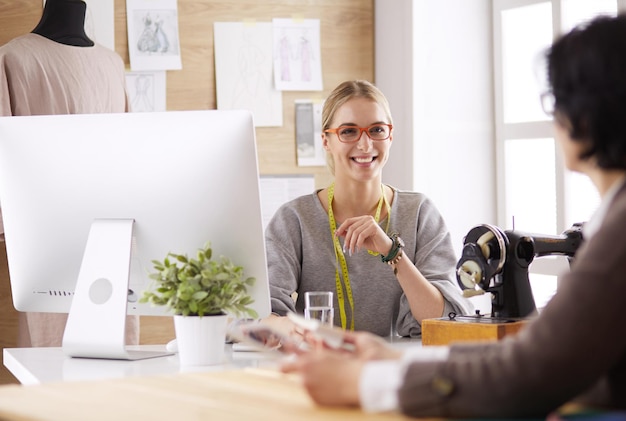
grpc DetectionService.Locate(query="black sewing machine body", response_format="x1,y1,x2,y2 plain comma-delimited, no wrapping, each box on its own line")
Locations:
456,223,584,318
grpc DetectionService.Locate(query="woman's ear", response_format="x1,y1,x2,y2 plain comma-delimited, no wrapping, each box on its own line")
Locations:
322,133,330,150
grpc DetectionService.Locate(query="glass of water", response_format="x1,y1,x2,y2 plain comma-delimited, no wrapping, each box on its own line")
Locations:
304,291,334,326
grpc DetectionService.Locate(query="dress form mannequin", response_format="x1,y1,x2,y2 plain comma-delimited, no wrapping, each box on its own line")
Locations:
32,0,94,47
1,1,138,348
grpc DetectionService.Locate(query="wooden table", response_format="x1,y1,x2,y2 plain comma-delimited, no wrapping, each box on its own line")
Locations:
0,368,417,421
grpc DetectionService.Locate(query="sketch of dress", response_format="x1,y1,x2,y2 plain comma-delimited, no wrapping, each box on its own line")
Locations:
154,17,169,53
230,30,274,119
299,36,313,82
131,74,154,112
136,13,169,53
279,34,291,82
137,14,157,52
272,19,322,91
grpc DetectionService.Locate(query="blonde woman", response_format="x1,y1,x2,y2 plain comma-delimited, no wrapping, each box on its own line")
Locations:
265,80,472,337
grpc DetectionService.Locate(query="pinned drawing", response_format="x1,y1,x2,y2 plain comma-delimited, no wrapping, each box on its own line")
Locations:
125,71,167,112
137,13,170,53
273,18,323,91
259,175,315,230
295,99,325,166
126,0,182,71
214,22,283,127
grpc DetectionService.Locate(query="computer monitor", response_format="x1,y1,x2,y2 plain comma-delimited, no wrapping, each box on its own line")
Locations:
0,110,271,359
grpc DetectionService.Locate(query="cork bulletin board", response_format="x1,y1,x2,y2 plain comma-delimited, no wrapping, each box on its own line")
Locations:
0,0,375,187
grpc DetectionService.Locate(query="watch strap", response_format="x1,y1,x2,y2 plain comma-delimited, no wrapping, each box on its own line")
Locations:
381,233,404,264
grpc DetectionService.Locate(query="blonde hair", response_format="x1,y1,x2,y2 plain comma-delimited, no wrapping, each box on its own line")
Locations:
322,80,393,175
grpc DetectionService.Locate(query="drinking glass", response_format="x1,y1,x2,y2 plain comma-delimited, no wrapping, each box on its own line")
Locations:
304,291,334,326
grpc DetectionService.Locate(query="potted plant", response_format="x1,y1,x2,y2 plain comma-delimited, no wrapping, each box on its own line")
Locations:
140,242,257,365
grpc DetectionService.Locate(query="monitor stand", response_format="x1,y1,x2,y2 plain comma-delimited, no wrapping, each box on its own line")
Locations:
62,219,173,360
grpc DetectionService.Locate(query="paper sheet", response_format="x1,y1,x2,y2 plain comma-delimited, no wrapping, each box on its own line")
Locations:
259,175,315,230
214,22,283,127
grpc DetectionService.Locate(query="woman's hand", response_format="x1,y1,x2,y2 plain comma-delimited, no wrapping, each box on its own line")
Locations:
342,330,403,361
259,314,340,354
281,348,364,407
259,313,298,336
280,330,401,407
335,215,392,257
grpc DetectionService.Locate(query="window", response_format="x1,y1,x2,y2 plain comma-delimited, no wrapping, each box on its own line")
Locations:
493,0,621,309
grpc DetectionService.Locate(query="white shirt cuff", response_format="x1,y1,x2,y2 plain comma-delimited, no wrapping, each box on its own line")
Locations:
359,360,403,413
402,345,449,364
359,346,449,413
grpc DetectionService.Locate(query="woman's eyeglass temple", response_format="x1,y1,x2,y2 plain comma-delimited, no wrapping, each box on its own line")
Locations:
540,91,555,116
324,124,393,143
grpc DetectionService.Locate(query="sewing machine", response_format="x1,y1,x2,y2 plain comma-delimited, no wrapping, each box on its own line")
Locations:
421,223,583,344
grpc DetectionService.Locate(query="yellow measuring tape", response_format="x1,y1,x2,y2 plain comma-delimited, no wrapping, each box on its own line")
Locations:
327,183,391,330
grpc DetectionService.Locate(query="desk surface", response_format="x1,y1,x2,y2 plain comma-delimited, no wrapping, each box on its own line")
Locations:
3,344,282,385
0,368,415,421
4,338,419,386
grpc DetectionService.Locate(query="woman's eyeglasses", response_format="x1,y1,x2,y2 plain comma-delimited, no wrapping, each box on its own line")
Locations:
324,124,393,143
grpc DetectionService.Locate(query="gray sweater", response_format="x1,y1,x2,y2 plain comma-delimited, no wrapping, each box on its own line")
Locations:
265,188,473,337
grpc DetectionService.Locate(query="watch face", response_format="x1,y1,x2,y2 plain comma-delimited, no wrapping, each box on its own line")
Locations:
397,236,405,248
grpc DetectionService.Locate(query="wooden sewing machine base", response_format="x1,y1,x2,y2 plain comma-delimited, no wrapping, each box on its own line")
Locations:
421,316,528,346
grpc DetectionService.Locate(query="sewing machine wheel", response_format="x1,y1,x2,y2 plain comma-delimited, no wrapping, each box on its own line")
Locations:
456,224,507,291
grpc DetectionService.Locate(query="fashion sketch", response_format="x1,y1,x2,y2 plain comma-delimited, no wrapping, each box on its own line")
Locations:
136,13,171,54
272,18,322,91
214,22,282,127
125,71,166,112
126,0,182,71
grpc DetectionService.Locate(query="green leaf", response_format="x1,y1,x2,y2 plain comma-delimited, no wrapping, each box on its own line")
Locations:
140,241,256,318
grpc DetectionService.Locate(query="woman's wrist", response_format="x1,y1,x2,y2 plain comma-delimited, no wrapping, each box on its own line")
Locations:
381,236,394,256
381,233,404,264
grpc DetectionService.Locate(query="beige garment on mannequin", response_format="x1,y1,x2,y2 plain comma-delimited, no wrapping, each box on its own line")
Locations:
0,33,128,116
0,33,129,233
0,33,137,347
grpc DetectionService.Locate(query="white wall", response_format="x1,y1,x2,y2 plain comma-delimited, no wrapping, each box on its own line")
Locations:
376,0,496,255
375,0,414,192
376,0,496,312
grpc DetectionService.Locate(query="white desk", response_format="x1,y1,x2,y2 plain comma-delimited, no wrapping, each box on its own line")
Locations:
0,340,426,421
3,344,281,385
4,338,420,385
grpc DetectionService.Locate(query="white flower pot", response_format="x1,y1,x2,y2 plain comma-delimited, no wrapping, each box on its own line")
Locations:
173,314,228,366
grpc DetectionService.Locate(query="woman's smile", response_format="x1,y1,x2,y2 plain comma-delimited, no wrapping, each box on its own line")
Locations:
351,154,378,165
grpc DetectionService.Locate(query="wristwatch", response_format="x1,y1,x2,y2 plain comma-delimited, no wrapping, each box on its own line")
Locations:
381,233,404,265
